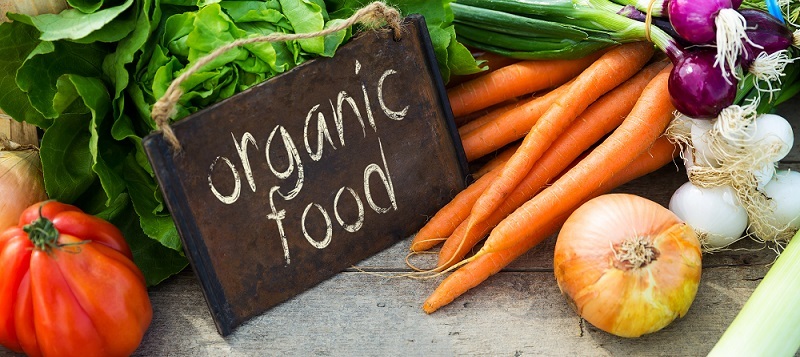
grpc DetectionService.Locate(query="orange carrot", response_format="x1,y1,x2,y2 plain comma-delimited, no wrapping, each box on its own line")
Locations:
422,136,678,314
460,82,572,161
453,98,518,128
461,42,655,254
437,60,668,267
472,141,521,180
476,63,674,257
458,97,535,137
447,52,603,118
409,163,505,252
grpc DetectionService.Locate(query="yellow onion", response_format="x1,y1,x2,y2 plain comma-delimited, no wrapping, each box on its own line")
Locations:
554,193,702,338
0,139,48,230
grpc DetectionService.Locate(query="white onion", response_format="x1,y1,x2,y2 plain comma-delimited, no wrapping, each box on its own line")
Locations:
690,118,721,167
752,162,777,190
760,170,800,233
669,181,748,249
748,114,794,162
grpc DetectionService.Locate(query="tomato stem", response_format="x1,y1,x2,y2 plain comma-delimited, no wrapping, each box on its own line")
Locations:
23,208,60,252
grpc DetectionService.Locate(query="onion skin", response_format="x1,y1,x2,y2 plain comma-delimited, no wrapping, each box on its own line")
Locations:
0,149,48,230
668,47,737,119
554,194,702,338
739,9,793,68
668,0,732,44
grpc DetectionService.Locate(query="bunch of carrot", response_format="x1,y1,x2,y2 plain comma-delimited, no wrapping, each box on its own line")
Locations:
411,42,682,313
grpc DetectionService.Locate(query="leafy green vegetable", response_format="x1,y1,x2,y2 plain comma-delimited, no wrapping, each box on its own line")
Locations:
10,0,136,42
39,109,95,204
325,0,484,82
0,0,481,286
68,0,113,14
279,0,327,54
0,22,48,127
15,40,109,120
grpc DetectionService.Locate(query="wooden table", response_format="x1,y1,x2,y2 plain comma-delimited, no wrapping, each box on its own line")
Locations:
129,166,781,356
3,110,799,357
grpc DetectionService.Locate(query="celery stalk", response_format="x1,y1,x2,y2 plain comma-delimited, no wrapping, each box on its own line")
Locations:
708,231,800,356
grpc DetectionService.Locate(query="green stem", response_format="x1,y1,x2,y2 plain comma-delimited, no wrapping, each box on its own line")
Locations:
23,205,60,252
708,231,800,356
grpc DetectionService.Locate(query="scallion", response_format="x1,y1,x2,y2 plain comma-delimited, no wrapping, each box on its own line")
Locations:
708,230,800,356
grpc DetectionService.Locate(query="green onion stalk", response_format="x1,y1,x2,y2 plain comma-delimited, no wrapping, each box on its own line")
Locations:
451,0,680,60
607,0,667,16
451,0,800,115
708,229,800,356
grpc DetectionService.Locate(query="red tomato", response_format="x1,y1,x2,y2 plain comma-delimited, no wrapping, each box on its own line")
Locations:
0,201,152,357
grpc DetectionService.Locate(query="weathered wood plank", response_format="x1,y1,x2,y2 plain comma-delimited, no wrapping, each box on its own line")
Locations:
4,159,789,357
127,262,768,356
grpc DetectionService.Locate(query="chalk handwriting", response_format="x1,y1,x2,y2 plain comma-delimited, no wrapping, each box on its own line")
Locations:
206,61,406,264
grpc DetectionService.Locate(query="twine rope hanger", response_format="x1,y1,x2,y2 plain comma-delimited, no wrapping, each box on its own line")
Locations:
150,1,403,151
644,0,658,43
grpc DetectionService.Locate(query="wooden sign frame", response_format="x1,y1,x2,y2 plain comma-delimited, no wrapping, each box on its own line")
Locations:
143,15,467,336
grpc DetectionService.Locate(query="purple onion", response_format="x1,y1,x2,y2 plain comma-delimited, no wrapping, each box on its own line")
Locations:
668,0,733,44
739,8,793,68
666,47,737,119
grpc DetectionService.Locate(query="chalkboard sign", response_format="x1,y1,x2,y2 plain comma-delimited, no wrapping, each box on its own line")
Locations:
143,15,467,336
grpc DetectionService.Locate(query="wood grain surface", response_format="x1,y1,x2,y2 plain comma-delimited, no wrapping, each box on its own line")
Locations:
2,82,799,357
119,164,789,357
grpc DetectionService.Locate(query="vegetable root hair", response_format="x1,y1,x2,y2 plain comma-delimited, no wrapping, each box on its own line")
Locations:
350,259,468,281
667,102,798,244
713,8,756,82
749,50,795,102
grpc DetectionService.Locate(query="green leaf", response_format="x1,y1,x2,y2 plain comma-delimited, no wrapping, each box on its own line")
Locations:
185,4,248,65
279,0,326,54
237,22,297,73
162,11,195,55
77,181,130,221
16,40,108,119
220,0,286,23
107,193,188,286
428,26,451,82
103,0,157,134
0,22,49,128
198,0,222,6
321,18,349,57
39,73,130,208
124,154,183,252
392,0,448,24
445,29,484,76
62,75,129,206
72,4,138,44
40,111,95,203
160,0,196,6
67,0,108,13
325,0,481,84
12,0,135,42
109,110,156,179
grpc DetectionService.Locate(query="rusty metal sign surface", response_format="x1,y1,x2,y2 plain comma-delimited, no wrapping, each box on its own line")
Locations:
143,15,467,336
